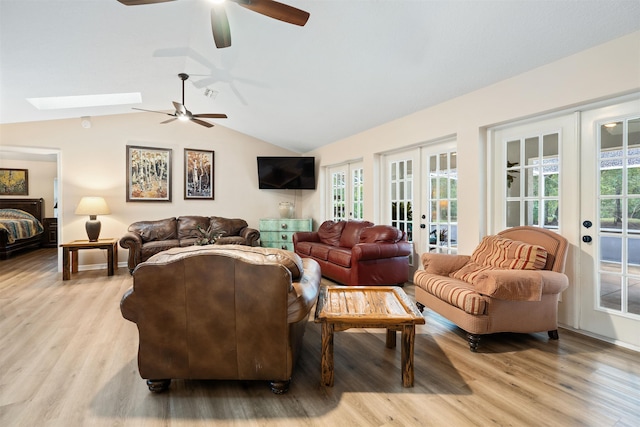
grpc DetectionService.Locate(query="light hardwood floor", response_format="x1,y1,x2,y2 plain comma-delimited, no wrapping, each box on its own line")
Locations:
1,248,639,427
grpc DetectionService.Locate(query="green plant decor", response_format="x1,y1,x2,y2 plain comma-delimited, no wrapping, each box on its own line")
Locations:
194,224,225,246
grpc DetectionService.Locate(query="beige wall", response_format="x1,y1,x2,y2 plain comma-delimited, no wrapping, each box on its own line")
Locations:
307,31,640,254
1,31,639,269
0,112,299,267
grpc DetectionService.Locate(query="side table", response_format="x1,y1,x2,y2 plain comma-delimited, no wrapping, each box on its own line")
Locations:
60,238,118,281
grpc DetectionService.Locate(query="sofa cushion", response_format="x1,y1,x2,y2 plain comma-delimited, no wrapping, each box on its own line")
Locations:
309,243,331,261
339,220,373,248
216,236,246,245
177,216,210,240
317,220,346,246
141,239,181,261
129,218,177,243
209,217,248,237
327,247,352,268
294,241,313,256
360,225,402,243
471,235,548,270
414,270,487,315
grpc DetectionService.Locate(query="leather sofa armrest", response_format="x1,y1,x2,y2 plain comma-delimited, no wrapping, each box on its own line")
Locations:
420,252,471,276
239,227,261,246
120,232,143,273
288,258,322,323
293,232,320,245
352,241,412,261
120,287,138,323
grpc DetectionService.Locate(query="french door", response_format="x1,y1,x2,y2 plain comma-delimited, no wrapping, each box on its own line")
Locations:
490,113,580,327
327,161,363,221
383,140,457,277
491,96,640,348
580,98,640,348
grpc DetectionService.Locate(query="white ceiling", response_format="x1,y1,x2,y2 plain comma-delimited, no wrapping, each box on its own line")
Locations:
1,0,639,153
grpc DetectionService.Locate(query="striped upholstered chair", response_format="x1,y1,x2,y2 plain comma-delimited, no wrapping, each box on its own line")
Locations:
413,226,569,351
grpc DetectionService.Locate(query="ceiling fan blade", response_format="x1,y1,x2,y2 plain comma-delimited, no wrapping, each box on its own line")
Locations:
160,118,178,124
193,113,228,119
211,5,232,49
117,0,175,5
132,107,174,116
232,0,310,26
191,118,214,128
172,101,187,116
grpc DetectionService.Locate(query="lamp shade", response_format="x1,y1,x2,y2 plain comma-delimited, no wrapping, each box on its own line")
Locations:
75,197,110,242
75,197,111,216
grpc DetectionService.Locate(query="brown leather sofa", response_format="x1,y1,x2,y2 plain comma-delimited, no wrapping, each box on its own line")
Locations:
293,220,411,286
120,244,321,394
119,216,260,272
413,226,569,352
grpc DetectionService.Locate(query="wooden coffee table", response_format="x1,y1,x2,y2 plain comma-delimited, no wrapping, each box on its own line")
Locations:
314,285,425,387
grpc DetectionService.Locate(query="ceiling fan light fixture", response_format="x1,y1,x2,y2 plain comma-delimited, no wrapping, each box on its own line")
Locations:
178,115,189,122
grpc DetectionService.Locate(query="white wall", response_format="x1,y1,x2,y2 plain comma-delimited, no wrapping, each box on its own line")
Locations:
306,31,640,254
0,157,57,218
0,112,299,266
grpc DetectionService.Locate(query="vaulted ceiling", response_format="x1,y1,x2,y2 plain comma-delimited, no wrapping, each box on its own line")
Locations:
1,0,639,153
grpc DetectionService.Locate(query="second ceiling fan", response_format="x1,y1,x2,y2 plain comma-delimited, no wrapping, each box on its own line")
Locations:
134,73,227,128
117,0,310,48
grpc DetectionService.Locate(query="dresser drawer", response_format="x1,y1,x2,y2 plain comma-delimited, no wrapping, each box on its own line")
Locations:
259,218,312,251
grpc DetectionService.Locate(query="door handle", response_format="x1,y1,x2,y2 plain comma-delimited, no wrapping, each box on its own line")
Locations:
583,220,593,228
582,235,592,243
420,224,426,229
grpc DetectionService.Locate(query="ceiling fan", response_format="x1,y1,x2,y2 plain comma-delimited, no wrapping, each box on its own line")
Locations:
117,0,310,49
133,73,227,128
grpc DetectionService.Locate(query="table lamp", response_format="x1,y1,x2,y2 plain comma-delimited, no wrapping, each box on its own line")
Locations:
75,196,111,242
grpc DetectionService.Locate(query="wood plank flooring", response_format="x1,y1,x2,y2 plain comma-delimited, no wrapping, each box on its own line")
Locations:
1,248,639,427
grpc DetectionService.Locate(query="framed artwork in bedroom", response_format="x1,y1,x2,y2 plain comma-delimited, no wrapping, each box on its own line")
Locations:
0,168,28,196
126,145,172,202
184,149,214,200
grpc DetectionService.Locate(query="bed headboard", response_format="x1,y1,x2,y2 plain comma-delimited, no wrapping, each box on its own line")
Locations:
0,198,45,222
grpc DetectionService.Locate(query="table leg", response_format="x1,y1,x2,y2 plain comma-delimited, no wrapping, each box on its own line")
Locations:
107,245,114,276
71,250,79,273
320,322,334,387
113,244,118,272
401,325,416,387
386,328,396,348
62,247,70,281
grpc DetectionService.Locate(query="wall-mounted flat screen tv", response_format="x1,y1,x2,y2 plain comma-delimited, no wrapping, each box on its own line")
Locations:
257,156,316,190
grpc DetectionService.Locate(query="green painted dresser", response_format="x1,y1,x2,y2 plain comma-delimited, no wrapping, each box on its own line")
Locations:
259,218,313,251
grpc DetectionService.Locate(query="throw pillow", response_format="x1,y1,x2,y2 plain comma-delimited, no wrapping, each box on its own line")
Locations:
471,235,547,270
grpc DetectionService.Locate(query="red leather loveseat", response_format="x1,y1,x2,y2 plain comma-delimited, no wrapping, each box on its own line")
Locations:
292,220,411,286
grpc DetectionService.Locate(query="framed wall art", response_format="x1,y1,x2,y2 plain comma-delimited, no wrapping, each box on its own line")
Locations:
0,168,28,196
184,149,214,200
126,145,172,202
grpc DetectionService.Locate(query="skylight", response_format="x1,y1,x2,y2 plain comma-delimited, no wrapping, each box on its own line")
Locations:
27,92,142,110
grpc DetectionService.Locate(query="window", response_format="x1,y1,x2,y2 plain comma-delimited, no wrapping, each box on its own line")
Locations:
390,159,413,241
505,133,560,229
427,151,457,253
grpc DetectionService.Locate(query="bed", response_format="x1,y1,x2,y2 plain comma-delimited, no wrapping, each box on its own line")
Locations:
0,198,45,259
